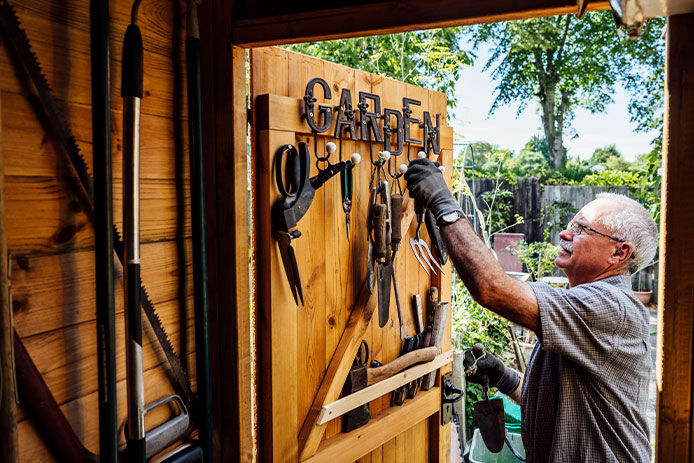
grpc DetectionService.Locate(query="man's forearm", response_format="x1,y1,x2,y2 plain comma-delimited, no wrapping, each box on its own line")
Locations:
440,217,539,331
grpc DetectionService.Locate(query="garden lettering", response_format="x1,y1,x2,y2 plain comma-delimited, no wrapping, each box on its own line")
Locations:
303,77,441,155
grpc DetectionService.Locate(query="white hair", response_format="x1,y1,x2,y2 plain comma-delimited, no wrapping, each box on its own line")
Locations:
592,192,658,274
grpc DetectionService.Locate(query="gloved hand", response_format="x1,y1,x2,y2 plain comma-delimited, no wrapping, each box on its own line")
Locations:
404,158,462,222
463,343,521,396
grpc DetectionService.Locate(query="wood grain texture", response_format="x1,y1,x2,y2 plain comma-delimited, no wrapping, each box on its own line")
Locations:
2,1,198,460
303,387,440,463
231,1,610,47
253,47,452,462
655,13,694,463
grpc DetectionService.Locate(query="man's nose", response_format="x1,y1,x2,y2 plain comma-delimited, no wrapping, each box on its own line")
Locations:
558,227,573,240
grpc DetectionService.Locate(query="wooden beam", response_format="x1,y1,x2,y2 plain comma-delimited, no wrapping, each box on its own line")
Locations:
304,387,440,463
231,0,610,47
656,13,694,463
316,350,453,425
0,86,18,463
200,0,252,461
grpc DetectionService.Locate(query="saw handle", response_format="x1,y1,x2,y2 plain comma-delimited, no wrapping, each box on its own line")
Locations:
367,346,438,386
373,204,387,259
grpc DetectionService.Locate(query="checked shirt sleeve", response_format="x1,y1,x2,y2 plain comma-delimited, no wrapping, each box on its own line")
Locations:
528,280,626,376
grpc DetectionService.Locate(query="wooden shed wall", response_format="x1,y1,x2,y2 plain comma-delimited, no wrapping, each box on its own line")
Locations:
0,1,197,460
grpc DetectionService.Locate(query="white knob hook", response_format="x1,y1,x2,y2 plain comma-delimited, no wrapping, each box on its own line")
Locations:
326,141,337,154
399,164,408,174
350,153,362,166
417,151,427,159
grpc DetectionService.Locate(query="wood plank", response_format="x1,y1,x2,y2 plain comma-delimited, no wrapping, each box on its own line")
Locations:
200,0,252,457
0,4,188,119
15,297,195,421
5,175,190,255
298,280,377,460
231,1,610,47
316,350,453,425
288,52,328,431
16,352,196,462
655,12,694,463
322,56,356,442
257,128,299,463
303,387,440,463
0,88,19,463
1,90,190,180
12,239,193,338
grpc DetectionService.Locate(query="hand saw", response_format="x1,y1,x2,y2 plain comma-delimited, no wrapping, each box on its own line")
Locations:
0,0,195,411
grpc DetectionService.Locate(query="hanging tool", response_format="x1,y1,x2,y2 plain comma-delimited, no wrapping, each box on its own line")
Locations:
0,0,194,412
274,142,356,306
366,150,393,327
390,164,407,339
89,0,118,460
185,0,212,459
122,4,146,459
409,152,445,275
466,344,506,453
344,340,438,431
335,97,360,242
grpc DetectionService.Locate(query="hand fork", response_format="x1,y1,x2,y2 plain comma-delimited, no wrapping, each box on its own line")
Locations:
409,199,444,275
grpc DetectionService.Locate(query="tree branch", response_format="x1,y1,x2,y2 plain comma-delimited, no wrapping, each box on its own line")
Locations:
555,15,572,65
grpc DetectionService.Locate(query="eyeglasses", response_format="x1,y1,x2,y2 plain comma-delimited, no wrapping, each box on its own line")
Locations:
568,221,625,242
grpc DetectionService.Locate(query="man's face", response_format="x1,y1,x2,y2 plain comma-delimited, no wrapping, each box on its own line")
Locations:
555,199,622,285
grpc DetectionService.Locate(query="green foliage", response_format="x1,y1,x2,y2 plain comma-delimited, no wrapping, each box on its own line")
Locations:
285,29,471,111
542,200,578,241
451,282,514,432
524,134,551,165
590,145,630,171
509,240,561,281
506,150,550,177
579,169,661,223
480,189,514,236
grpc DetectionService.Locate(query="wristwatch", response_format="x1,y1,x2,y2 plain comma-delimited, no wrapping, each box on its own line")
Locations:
438,210,464,227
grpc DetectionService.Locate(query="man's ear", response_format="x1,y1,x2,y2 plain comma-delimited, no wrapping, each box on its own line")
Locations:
609,242,633,266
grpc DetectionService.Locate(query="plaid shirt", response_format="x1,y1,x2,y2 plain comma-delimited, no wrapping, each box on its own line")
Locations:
522,275,651,462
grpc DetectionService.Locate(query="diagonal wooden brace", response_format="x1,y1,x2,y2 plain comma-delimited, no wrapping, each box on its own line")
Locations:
298,195,416,461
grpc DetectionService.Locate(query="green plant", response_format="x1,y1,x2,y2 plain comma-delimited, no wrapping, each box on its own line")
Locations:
542,200,577,241
451,282,516,434
509,240,561,281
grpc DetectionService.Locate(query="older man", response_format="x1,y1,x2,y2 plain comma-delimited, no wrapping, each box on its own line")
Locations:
405,158,658,462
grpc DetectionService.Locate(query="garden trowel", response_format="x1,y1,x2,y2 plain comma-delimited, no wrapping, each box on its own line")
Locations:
469,345,506,453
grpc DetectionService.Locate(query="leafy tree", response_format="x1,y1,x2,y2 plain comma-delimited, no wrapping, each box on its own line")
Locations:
468,12,665,170
524,134,551,164
590,145,630,170
285,29,470,110
507,150,549,177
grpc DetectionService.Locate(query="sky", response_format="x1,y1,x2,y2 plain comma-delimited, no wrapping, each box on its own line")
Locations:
451,47,659,162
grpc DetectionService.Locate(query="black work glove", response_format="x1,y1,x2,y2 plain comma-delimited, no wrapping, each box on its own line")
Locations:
463,343,521,396
404,158,462,222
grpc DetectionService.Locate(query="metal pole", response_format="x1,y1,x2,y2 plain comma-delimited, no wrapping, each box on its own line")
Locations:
122,16,146,463
89,1,118,461
186,1,212,459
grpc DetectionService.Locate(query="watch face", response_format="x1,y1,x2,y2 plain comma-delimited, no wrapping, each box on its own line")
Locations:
442,211,461,223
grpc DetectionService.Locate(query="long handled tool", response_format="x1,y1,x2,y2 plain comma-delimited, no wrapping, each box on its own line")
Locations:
89,1,118,461
186,0,212,459
122,5,146,460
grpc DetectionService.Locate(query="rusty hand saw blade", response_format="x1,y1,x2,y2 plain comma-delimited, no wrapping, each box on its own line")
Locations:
0,1,195,410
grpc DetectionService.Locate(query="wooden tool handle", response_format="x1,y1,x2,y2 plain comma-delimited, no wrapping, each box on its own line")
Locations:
373,203,387,259
366,346,438,386
421,302,450,390
426,287,439,327
390,194,403,245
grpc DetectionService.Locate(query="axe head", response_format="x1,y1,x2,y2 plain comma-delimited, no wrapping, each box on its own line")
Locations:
343,364,367,395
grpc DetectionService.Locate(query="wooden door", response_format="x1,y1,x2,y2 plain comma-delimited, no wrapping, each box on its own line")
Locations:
251,47,453,463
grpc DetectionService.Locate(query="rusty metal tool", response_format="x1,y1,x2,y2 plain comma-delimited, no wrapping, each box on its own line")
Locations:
366,150,393,327
408,152,444,275
390,188,406,340
345,340,438,430
467,344,506,453
274,142,353,305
